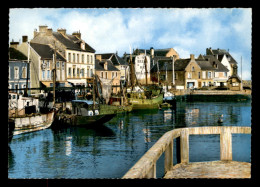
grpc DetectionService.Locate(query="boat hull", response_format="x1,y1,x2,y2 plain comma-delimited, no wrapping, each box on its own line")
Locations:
100,104,133,114
10,111,54,136
8,119,15,142
128,93,164,110
67,114,116,127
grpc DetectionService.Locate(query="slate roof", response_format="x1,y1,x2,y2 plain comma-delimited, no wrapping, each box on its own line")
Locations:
207,48,237,64
30,43,66,61
196,60,216,71
174,59,191,71
9,47,27,60
96,53,128,66
150,59,174,73
203,55,229,72
134,48,172,56
95,59,120,71
52,32,95,53
31,31,95,53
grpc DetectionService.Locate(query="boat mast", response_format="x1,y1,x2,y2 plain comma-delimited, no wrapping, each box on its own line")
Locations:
144,56,148,85
157,60,160,85
24,41,30,97
93,74,96,109
53,41,57,106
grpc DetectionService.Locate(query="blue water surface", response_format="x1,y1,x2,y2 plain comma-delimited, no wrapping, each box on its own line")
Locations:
8,101,251,178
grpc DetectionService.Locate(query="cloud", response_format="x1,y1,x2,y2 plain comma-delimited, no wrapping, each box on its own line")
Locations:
9,8,252,80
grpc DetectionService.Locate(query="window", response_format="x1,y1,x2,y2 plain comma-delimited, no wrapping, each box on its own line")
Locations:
105,72,108,79
68,53,71,62
73,54,75,62
87,55,89,63
90,69,93,77
77,54,79,63
188,72,192,79
47,70,50,80
202,71,206,79
214,72,218,78
208,72,212,79
14,67,19,79
112,72,114,78
73,68,75,77
22,67,27,78
87,69,90,77
198,72,200,79
57,61,60,68
82,54,84,63
175,73,178,80
77,68,80,77
91,56,93,63
81,69,85,77
101,72,103,78
47,60,50,68
62,62,65,70
68,68,71,76
224,72,227,77
192,66,195,71
42,70,45,79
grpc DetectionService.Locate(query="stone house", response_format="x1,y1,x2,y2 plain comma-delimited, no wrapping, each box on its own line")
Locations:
8,45,30,95
206,47,237,77
16,37,67,94
95,55,121,96
95,53,128,83
196,55,229,87
150,57,175,86
174,54,201,89
30,25,96,87
227,64,242,91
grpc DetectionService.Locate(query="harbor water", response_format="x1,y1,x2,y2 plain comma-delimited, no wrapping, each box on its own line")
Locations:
8,101,251,179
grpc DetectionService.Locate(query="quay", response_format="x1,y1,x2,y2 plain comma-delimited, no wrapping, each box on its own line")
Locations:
122,126,251,179
173,89,251,102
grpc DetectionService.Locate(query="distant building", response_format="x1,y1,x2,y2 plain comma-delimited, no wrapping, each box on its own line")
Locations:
16,37,67,94
206,47,237,77
95,55,121,100
197,54,229,87
95,53,128,83
174,54,201,89
8,44,30,95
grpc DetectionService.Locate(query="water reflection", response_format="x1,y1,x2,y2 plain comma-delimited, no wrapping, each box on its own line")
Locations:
8,101,251,178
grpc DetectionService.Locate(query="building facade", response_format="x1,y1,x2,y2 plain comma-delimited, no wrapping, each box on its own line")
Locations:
30,25,96,87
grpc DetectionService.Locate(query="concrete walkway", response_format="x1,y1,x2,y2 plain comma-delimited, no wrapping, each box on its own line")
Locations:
164,161,251,179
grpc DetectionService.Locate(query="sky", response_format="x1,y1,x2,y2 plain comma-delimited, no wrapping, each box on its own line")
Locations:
9,8,252,80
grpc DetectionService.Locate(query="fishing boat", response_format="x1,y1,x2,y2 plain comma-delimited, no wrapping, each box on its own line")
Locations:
126,50,163,110
8,41,56,137
8,119,15,142
57,100,116,126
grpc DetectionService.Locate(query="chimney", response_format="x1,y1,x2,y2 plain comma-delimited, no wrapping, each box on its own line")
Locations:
150,47,154,57
96,55,102,61
72,31,81,39
190,54,195,60
57,28,66,35
34,29,38,38
22,35,28,43
39,25,48,33
10,40,19,49
47,28,53,36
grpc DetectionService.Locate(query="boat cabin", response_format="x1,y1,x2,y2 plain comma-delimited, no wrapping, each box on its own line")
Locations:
71,100,99,116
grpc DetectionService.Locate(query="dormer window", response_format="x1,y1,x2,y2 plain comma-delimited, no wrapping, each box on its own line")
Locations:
81,42,85,50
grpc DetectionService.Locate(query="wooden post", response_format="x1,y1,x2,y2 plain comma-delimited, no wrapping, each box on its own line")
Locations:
164,140,173,174
180,128,189,164
146,164,156,178
220,127,232,161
